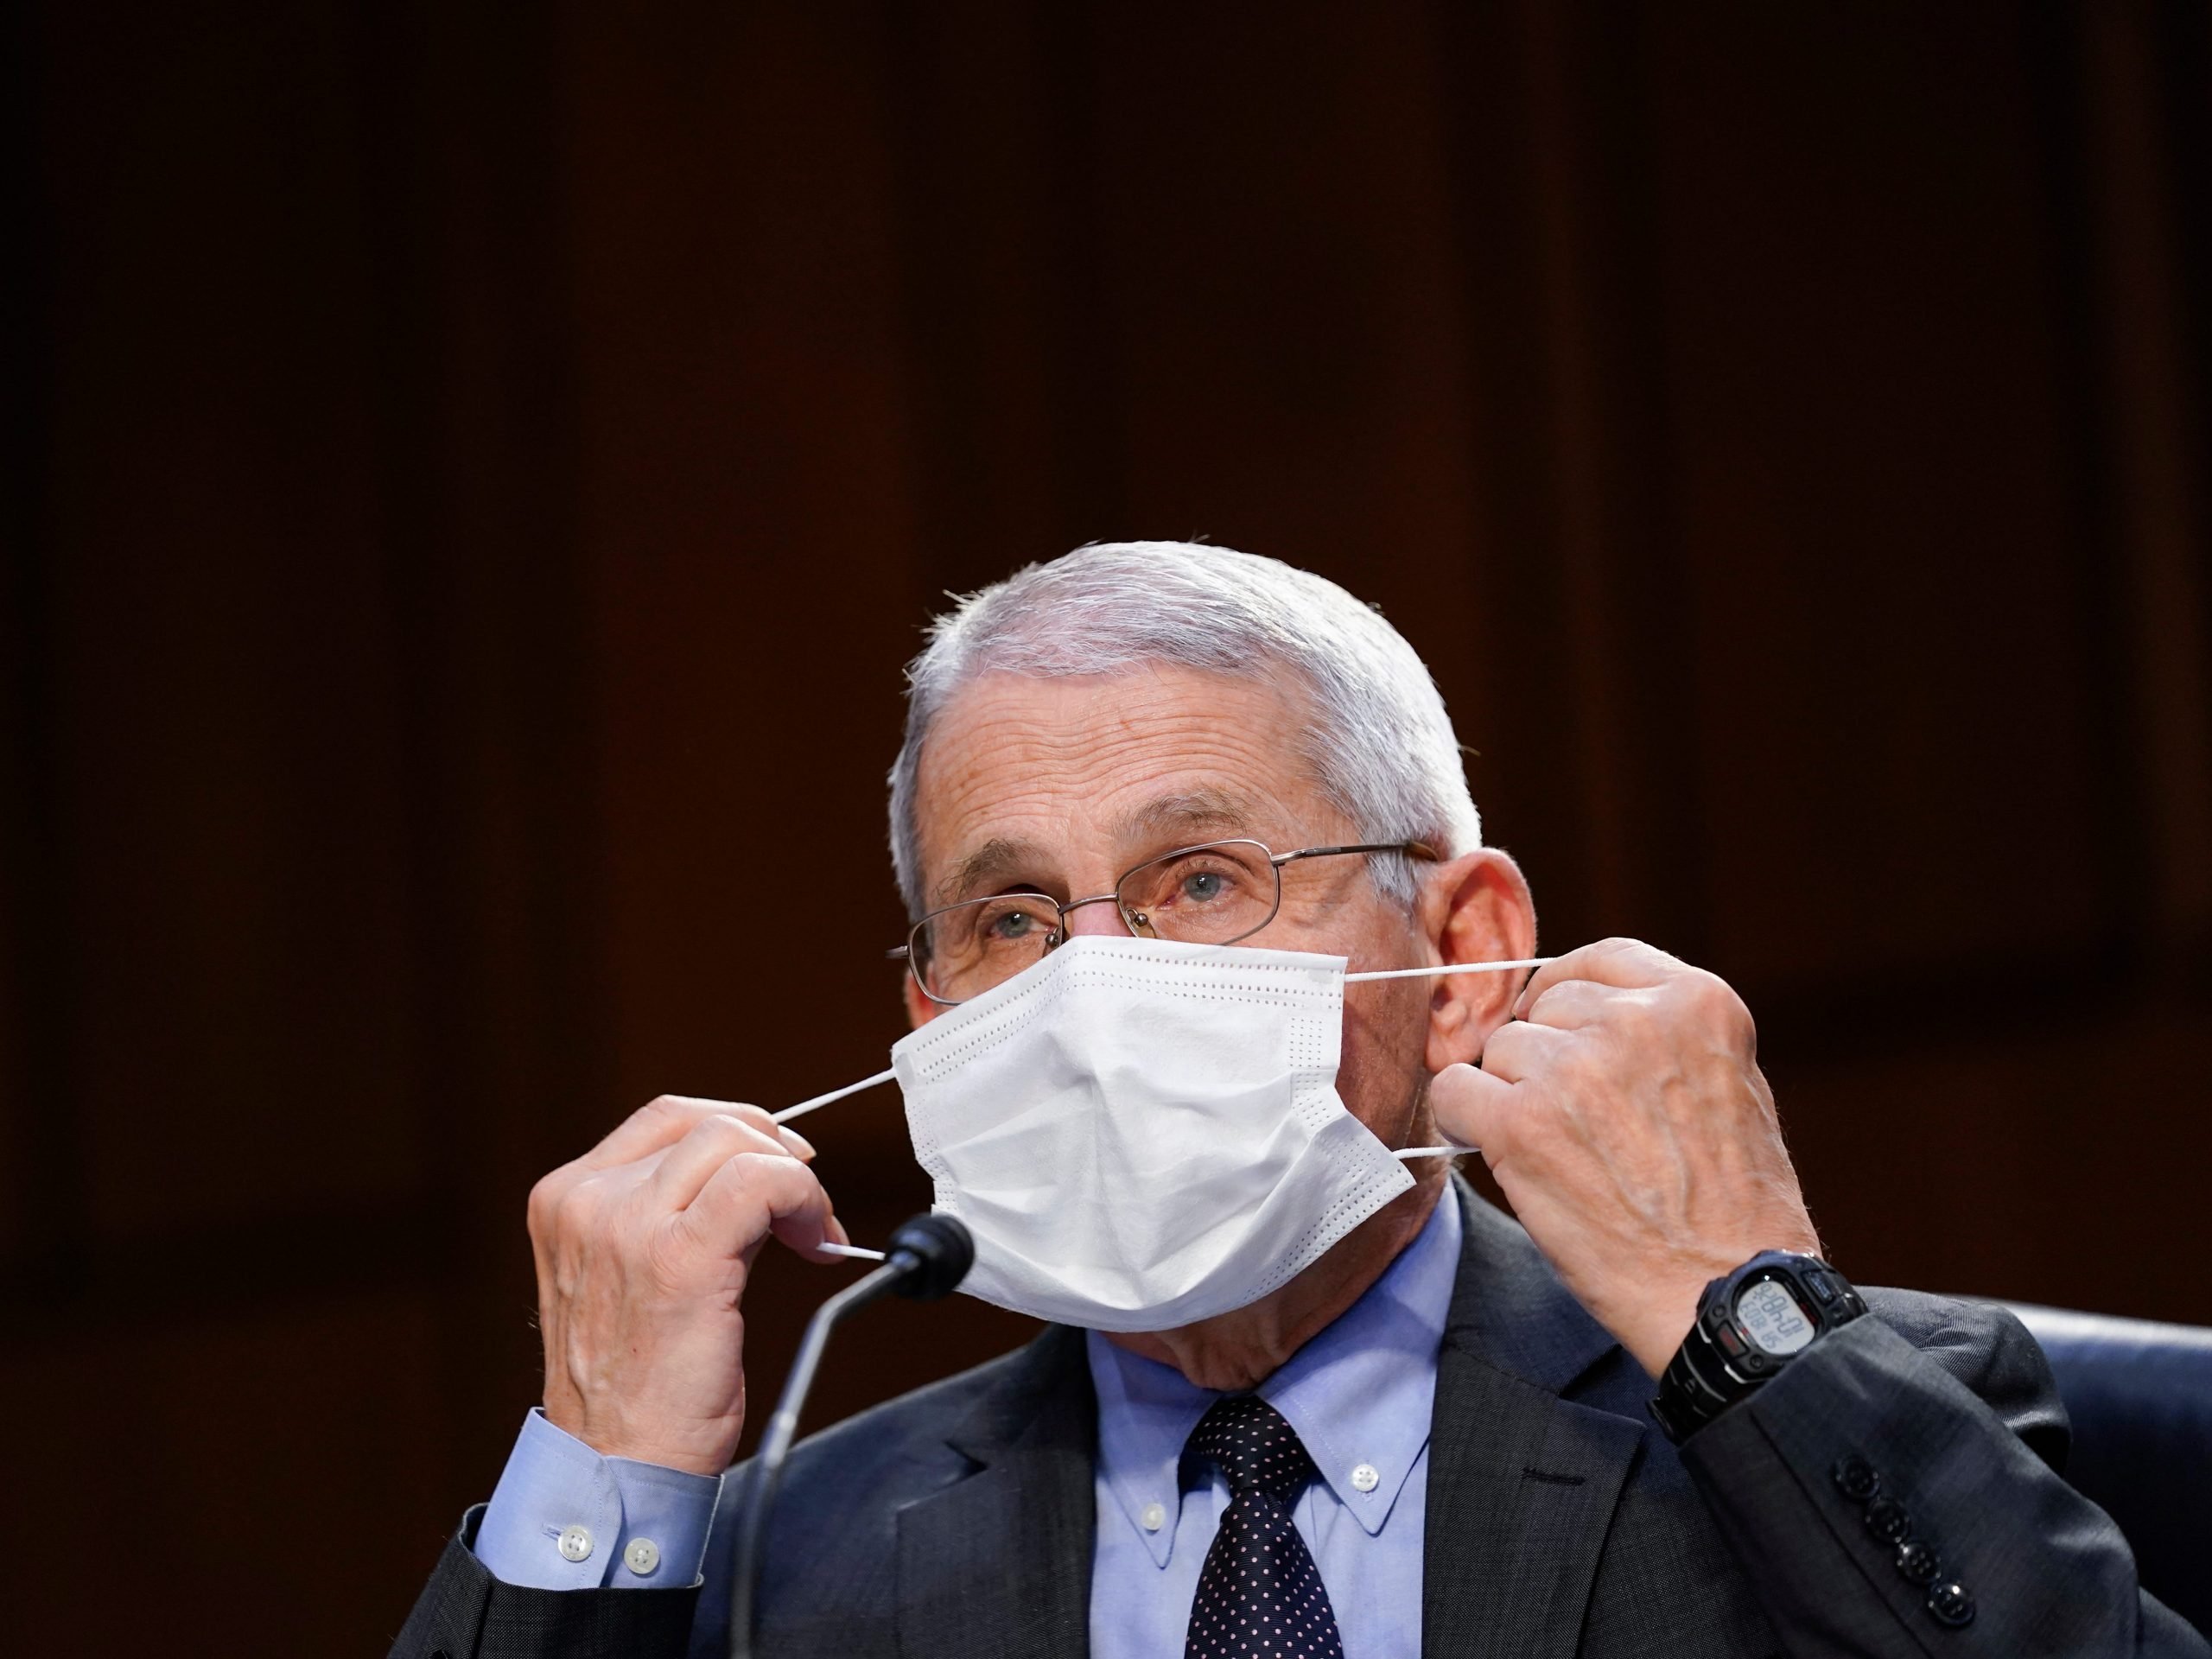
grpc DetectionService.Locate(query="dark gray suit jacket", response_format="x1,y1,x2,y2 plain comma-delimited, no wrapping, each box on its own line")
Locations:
393,1184,2207,1656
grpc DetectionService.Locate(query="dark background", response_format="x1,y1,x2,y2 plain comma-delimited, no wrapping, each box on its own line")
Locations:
4,3,2209,1653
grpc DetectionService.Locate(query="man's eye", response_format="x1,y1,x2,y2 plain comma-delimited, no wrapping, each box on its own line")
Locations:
1180,870,1230,903
985,910,1037,942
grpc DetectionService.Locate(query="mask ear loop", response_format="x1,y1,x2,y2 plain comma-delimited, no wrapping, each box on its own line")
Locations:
1346,956,1557,1160
1343,956,1553,983
773,1066,897,1125
772,1075,900,1262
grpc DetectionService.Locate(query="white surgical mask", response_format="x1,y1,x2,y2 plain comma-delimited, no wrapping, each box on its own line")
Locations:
779,935,1550,1332
899,935,1415,1330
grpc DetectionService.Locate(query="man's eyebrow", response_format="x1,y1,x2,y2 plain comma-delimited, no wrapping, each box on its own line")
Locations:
929,791,1262,909
932,836,1048,907
1113,787,1259,845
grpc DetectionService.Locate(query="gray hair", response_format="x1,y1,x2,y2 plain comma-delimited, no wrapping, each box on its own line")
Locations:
887,541,1482,918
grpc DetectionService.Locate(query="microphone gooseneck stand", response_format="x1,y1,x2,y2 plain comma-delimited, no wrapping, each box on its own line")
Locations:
727,1213,975,1659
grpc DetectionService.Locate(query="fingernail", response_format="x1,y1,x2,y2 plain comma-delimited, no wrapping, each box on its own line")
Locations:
779,1126,817,1160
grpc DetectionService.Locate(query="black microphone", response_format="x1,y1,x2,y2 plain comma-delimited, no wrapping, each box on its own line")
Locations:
878,1211,975,1302
726,1213,975,1659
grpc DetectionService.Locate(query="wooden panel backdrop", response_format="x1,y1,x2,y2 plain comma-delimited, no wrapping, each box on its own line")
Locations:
3,3,2207,1653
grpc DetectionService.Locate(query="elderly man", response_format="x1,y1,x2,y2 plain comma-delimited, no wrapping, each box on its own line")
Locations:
396,543,2202,1658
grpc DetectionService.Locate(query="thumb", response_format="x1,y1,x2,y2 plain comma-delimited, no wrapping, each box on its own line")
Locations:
1429,1061,1516,1153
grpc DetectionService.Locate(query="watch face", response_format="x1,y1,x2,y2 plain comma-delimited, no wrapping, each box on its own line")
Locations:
1735,1278,1817,1356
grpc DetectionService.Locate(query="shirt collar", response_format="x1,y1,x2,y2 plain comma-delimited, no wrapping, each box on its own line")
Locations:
1085,1191,1462,1566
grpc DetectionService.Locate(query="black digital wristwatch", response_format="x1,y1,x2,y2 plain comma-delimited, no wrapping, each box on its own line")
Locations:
1649,1250,1867,1444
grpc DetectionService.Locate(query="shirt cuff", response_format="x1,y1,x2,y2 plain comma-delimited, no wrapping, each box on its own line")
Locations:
472,1408,723,1591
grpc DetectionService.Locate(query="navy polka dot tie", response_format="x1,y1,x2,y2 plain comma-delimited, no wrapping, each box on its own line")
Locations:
1182,1395,1344,1659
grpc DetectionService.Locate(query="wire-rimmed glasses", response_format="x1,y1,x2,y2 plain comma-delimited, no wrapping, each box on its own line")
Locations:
893,837,1440,1005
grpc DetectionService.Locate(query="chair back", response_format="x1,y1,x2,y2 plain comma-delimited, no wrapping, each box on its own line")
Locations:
2002,1301,2212,1637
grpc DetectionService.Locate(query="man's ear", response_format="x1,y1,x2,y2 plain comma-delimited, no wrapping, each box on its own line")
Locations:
902,970,943,1030
1419,848,1537,1073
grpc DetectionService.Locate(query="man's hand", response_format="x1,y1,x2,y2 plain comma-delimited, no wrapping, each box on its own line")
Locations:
1430,938,1821,1378
527,1096,846,1476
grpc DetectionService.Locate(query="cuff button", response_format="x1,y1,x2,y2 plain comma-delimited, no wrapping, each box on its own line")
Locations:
1830,1454,1880,1503
624,1537,661,1576
1863,1497,1911,1544
1927,1580,1976,1628
556,1523,594,1563
1895,1540,1942,1585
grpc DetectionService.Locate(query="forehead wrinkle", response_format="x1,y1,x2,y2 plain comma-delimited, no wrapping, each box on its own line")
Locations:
912,666,1345,912
934,787,1283,911
1110,785,1261,846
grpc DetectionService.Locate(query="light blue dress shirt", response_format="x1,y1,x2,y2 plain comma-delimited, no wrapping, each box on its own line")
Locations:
1085,1193,1459,1659
475,1410,723,1589
473,1192,1459,1653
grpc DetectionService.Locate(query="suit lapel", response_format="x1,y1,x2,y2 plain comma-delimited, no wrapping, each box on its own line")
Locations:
1421,1184,1649,1659
885,1185,1644,1659
893,1325,1097,1659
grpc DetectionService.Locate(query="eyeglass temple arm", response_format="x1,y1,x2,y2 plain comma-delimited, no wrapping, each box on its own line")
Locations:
1271,839,1441,868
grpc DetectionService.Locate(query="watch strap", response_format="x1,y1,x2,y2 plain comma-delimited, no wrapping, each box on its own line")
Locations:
1649,1251,1866,1444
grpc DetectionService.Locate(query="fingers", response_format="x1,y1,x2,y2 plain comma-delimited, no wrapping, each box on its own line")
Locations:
1517,976,1617,1031
1515,938,1687,1018
679,1149,836,1261
1479,1017,1570,1083
1423,1019,1568,1154
1428,1061,1514,1154
798,1209,855,1263
649,1111,799,1210
580,1096,810,1174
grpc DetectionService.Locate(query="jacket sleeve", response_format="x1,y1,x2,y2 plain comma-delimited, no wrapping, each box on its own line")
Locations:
1680,1293,2208,1658
389,1506,702,1659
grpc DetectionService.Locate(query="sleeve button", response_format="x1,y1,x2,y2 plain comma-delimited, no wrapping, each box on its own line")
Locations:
1895,1540,1942,1585
1830,1454,1880,1503
624,1537,661,1576
1927,1581,1976,1628
556,1523,594,1563
1863,1496,1912,1544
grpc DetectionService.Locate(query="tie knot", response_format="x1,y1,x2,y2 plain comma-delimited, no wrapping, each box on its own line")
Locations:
1184,1395,1319,1503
